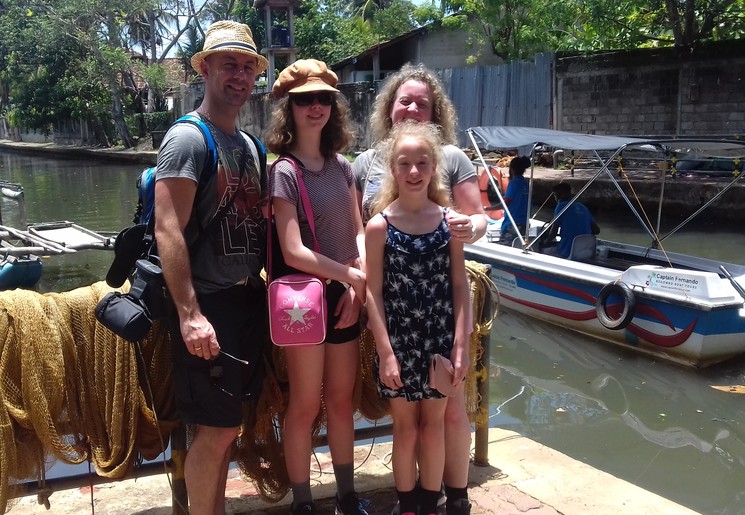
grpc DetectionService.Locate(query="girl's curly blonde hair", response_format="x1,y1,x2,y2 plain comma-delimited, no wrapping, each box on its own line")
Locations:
369,63,458,145
370,121,451,216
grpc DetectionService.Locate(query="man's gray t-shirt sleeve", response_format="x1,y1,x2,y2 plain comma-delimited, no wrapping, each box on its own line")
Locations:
155,123,209,184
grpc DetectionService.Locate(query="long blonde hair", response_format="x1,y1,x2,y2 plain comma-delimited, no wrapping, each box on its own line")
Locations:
369,63,458,145
370,122,450,216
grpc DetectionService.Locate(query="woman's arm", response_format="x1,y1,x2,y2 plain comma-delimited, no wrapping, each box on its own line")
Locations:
448,238,470,385
450,177,488,243
273,197,365,299
352,183,367,275
365,216,403,390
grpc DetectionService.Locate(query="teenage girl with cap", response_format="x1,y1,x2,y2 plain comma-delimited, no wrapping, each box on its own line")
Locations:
266,59,368,515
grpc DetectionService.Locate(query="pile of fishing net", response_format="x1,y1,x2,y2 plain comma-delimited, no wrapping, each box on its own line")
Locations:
0,261,498,511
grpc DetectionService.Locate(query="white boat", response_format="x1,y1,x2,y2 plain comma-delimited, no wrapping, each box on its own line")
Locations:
465,126,745,368
0,179,116,290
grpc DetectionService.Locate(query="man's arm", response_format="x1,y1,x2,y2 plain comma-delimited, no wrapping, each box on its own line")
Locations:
154,177,219,359
591,219,600,235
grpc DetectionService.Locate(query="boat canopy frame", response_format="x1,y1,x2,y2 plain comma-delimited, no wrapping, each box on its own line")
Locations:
467,126,745,252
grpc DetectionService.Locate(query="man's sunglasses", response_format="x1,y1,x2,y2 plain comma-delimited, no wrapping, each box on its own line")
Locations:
291,92,335,106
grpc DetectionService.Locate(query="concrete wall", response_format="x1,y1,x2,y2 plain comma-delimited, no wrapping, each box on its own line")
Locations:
555,41,745,137
418,26,502,69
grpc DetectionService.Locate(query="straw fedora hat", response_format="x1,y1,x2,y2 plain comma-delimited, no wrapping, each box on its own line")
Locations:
191,21,268,75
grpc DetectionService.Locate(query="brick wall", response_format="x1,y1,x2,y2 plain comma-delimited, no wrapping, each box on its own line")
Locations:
555,41,745,137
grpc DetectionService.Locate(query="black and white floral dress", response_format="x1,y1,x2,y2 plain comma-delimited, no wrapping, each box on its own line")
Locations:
377,208,454,401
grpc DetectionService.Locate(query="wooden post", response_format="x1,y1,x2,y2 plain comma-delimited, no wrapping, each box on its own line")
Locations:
170,424,189,515
473,267,492,467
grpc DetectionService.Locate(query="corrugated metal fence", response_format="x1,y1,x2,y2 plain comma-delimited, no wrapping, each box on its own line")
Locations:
440,53,553,146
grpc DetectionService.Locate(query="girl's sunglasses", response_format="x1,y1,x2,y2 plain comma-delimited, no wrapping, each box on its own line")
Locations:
291,92,335,106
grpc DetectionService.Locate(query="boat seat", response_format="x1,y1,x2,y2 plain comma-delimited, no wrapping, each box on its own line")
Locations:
568,234,597,261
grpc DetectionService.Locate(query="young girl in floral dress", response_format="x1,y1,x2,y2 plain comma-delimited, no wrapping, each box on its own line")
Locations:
365,121,470,515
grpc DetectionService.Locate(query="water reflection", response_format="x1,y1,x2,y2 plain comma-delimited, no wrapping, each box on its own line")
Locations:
0,150,143,293
489,309,745,514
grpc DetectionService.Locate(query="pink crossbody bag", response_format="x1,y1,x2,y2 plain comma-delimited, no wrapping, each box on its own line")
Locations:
267,157,327,346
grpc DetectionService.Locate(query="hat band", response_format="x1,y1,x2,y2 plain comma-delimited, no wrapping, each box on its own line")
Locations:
209,41,258,54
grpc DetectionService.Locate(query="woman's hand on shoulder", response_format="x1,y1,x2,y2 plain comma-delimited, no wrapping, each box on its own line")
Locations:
446,209,476,242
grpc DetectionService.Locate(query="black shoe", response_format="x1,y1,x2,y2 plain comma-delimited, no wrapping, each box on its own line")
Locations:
445,499,471,515
335,492,370,515
292,501,316,515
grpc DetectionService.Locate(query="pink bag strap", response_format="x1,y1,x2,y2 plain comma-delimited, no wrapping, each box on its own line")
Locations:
267,155,321,282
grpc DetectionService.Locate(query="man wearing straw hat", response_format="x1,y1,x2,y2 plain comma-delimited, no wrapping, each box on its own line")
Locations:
153,20,269,515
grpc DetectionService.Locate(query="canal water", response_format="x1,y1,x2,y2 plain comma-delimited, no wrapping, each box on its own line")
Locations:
2,150,745,514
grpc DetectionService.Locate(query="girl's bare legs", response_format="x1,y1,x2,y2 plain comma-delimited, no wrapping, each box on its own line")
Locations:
284,344,326,507
323,338,366,515
443,391,472,512
389,397,419,513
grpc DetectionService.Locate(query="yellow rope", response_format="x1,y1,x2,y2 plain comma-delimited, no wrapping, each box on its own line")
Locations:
0,265,498,510
0,282,178,512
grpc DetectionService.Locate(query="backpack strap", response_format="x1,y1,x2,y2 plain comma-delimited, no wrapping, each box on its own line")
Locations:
175,114,219,187
244,132,267,174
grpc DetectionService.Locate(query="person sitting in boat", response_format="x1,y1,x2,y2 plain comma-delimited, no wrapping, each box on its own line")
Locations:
497,156,531,245
542,182,600,258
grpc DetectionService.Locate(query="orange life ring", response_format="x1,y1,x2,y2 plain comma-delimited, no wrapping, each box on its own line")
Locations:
478,166,507,218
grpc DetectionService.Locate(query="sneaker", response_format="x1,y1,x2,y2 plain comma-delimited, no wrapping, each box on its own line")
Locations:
437,484,446,507
445,499,471,515
291,501,316,515
335,492,370,515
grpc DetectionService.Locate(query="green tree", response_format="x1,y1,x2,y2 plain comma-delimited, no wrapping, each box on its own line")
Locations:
419,0,745,60
294,0,417,65
370,0,417,41
0,0,111,139
295,0,372,64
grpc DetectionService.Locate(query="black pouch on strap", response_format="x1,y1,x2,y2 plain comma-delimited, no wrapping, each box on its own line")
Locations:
95,292,152,342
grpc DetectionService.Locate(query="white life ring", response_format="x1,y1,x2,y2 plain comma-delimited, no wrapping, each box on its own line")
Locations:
595,281,636,330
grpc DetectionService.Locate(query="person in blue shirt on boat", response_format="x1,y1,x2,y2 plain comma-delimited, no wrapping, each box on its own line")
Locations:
497,156,531,245
542,182,600,258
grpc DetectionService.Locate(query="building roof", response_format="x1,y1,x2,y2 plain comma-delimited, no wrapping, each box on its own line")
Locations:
330,25,429,71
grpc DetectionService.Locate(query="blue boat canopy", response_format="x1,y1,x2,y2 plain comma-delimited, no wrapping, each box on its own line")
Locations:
467,126,745,158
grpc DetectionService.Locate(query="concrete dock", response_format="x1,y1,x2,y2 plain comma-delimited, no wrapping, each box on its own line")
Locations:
7,428,698,515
